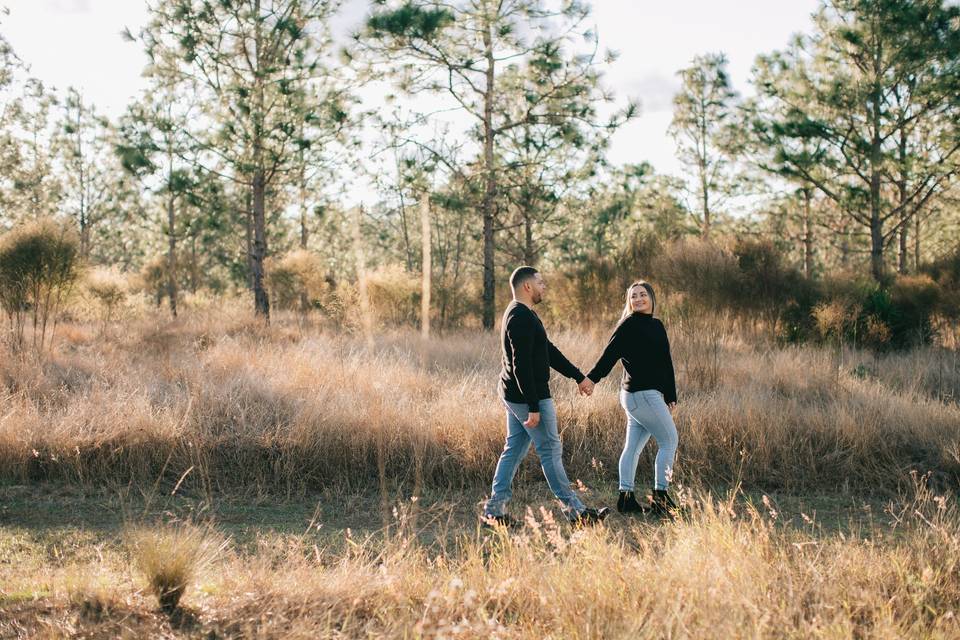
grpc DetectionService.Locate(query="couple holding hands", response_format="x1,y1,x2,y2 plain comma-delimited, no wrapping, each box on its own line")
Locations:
482,266,679,528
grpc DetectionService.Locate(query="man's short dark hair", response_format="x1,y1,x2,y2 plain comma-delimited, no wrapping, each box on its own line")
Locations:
510,266,539,291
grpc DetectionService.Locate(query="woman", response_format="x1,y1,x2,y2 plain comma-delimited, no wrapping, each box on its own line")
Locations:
584,281,679,517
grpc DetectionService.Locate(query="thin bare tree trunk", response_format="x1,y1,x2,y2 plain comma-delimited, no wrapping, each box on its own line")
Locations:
480,17,497,330
802,188,813,277
420,195,431,339
166,148,178,318
353,205,374,348
914,214,921,270
251,169,270,319
299,152,309,313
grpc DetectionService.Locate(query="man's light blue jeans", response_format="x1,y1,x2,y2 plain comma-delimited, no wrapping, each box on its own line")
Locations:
619,389,678,491
484,398,586,519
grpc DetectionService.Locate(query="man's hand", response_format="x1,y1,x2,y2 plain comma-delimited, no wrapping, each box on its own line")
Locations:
578,378,595,396
523,412,540,428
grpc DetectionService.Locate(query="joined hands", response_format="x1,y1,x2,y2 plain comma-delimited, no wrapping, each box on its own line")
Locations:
578,378,595,397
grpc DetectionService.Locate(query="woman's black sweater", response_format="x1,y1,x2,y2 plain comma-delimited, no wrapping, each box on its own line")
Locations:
586,312,677,404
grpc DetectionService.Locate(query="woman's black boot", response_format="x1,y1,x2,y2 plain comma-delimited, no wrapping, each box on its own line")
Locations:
651,489,678,519
617,490,649,514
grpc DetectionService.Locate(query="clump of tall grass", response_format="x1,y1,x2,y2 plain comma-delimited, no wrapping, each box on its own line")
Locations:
126,521,226,613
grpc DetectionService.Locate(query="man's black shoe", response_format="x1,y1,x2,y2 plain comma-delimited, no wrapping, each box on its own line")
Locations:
480,513,520,529
651,489,679,519
572,506,610,527
617,491,651,514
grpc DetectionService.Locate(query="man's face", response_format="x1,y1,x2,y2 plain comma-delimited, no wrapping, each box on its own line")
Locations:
527,272,546,304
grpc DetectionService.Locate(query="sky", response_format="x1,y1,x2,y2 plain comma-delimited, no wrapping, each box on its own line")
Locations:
4,0,821,200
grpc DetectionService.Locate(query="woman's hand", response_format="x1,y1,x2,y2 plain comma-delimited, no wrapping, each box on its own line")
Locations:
668,402,677,414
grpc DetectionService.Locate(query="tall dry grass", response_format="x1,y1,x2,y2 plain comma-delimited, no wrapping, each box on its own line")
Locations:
0,303,958,496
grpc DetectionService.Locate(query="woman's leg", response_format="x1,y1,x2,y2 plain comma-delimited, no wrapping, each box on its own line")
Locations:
618,391,651,492
623,391,678,490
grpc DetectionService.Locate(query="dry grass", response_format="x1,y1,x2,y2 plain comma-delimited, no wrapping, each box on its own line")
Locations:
0,305,957,497
3,296,959,637
1,481,958,638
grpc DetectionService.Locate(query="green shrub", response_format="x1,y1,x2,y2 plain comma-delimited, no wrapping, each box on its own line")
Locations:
921,245,960,320
654,238,747,311
544,255,623,326
0,218,81,352
812,274,941,351
884,275,940,348
731,238,806,327
544,234,663,327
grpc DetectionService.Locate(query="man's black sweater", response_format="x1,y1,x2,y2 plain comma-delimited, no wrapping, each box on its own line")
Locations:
498,301,585,412
586,312,677,404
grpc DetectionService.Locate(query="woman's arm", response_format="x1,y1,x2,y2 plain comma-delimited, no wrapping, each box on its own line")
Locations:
586,320,627,383
660,321,678,404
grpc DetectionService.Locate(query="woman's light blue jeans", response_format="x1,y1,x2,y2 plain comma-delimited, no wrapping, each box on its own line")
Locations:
618,389,678,491
484,398,586,519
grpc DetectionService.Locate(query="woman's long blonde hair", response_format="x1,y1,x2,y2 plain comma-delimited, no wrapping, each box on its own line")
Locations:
620,280,657,321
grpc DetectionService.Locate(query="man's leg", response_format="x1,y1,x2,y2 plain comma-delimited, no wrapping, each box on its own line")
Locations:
483,403,532,517
516,399,586,518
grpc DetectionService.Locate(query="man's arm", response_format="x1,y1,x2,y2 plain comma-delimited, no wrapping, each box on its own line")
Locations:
547,339,585,383
508,315,541,413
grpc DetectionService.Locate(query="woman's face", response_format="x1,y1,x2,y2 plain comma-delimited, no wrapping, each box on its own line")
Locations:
629,286,652,314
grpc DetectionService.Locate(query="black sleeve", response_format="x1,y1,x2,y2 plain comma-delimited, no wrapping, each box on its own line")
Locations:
587,321,627,383
660,321,678,404
507,314,541,412
547,340,585,383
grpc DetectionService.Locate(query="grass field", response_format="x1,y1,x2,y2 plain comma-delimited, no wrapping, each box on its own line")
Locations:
1,306,959,638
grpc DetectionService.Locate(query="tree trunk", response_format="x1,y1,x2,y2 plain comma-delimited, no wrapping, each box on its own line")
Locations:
897,130,909,275
700,163,710,238
869,55,885,282
870,213,885,282
250,0,270,320
75,96,91,259
523,209,535,266
395,157,414,272
898,221,909,274
245,189,254,290
251,169,270,319
79,215,89,260
190,231,198,293
914,214,921,270
167,189,178,318
802,188,813,277
839,217,850,268
420,195,431,339
299,156,309,313
480,18,497,330
166,148,178,318
699,102,711,238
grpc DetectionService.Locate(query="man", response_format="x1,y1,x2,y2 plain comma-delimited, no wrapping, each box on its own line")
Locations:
482,266,609,527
